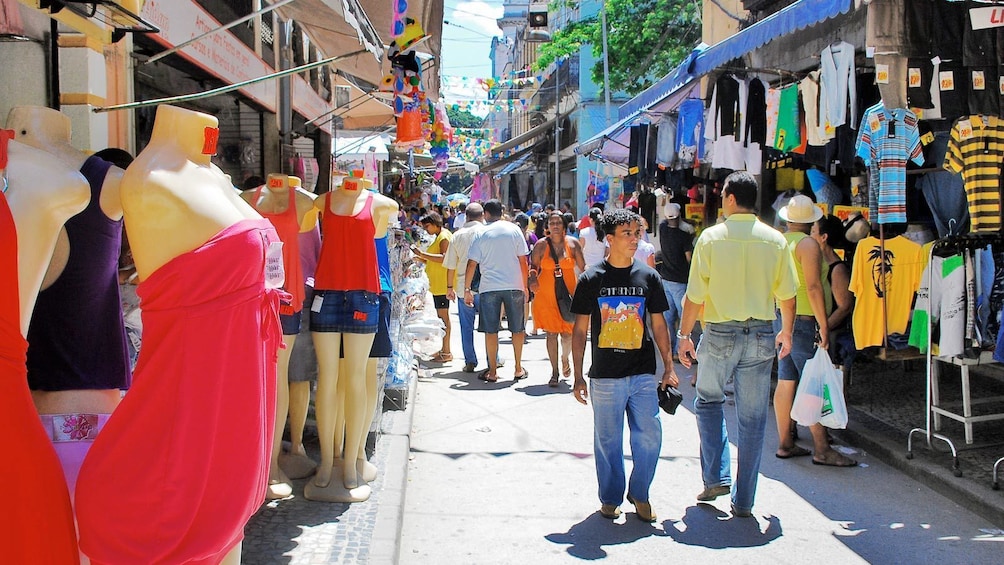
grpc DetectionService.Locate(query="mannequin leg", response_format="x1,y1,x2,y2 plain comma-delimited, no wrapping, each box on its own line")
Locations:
340,333,376,489
218,542,241,565
267,334,296,499
356,358,380,482
311,331,342,488
287,381,311,455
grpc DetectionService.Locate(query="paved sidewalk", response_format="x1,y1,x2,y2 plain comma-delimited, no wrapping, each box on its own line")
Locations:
241,310,1004,563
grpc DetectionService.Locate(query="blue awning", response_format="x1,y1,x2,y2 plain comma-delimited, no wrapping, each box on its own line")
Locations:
618,0,853,119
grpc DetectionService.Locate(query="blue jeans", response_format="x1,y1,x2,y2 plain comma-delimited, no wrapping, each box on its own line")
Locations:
661,280,688,353
695,320,775,513
459,294,480,365
589,374,663,505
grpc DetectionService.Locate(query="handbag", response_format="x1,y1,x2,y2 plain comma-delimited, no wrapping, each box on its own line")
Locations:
546,239,575,322
658,385,684,415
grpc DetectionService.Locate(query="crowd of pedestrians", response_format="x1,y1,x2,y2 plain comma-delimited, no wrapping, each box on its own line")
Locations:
409,171,855,522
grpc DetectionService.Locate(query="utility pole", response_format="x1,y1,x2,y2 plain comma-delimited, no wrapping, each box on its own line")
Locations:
554,60,560,209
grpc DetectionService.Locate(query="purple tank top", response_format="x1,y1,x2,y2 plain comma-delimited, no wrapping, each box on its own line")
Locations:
27,156,130,391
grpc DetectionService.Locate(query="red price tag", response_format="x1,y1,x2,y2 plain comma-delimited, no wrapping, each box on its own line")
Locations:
202,127,219,155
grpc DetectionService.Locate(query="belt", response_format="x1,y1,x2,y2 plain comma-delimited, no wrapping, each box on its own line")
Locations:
795,314,816,322
39,413,110,442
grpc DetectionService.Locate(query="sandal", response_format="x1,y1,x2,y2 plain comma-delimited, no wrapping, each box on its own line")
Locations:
432,352,453,363
549,374,559,387
562,362,572,379
477,369,497,383
513,369,529,381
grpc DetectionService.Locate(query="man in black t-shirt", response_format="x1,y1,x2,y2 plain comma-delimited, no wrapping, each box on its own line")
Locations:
570,209,677,523
657,203,694,357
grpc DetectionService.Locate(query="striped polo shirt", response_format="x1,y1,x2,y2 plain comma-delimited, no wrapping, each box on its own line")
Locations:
855,103,924,225
943,114,1004,232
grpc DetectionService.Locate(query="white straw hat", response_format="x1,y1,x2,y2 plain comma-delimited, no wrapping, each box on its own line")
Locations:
778,194,823,224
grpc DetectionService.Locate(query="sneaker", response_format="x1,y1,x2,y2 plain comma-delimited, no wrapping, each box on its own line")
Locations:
696,485,731,502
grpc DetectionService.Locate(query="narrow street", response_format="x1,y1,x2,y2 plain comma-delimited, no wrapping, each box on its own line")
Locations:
399,312,1004,563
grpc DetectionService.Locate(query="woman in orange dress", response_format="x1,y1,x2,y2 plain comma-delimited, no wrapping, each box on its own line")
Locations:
528,212,586,386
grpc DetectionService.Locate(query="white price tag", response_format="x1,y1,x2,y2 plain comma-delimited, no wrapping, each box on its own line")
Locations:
311,294,324,313
265,240,285,289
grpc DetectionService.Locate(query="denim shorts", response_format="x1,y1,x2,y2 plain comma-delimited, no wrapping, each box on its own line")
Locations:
478,289,526,334
773,316,818,382
310,289,379,334
339,291,392,358
433,294,450,310
280,310,302,336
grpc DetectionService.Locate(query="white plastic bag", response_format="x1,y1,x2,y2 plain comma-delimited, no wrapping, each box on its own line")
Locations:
791,347,848,429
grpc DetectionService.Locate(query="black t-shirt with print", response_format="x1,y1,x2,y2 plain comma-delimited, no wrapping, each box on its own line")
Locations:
571,260,669,378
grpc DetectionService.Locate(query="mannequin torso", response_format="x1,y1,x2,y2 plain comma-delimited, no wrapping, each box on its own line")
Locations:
121,105,259,281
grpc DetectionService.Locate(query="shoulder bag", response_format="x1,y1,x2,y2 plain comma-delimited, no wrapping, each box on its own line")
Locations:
547,238,575,322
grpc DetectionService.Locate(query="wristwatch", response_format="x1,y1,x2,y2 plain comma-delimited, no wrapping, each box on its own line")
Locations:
676,330,692,341
464,288,472,293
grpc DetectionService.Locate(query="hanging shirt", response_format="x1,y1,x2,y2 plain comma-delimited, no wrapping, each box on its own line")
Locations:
943,114,1004,232
819,41,857,131
774,83,802,153
855,103,924,225
707,75,743,139
655,117,677,167
675,98,705,169
764,88,781,150
800,71,828,146
909,254,966,357
745,77,768,146
848,235,925,349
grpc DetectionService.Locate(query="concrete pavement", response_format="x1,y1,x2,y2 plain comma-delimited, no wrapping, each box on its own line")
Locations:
244,306,1004,563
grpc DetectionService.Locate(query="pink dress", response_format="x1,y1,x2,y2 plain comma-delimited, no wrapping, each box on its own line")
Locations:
1,179,80,563
75,219,282,564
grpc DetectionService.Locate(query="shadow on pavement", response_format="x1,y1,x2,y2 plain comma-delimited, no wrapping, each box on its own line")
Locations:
544,512,669,559
664,504,782,548
242,480,350,564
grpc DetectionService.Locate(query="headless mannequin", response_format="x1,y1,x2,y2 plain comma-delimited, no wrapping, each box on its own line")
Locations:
3,137,89,564
306,178,397,503
336,188,397,485
114,105,262,565
6,106,126,417
281,176,321,480
240,173,317,499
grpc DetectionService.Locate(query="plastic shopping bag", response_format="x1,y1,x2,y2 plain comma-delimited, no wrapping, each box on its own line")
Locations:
818,352,848,429
791,347,848,429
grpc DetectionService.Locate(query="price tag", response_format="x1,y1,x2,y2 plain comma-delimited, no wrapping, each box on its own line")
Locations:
958,119,974,141
265,240,285,289
869,114,882,133
973,70,986,91
908,68,922,88
939,70,955,91
876,64,890,84
999,76,1004,95
311,294,324,313
921,131,936,145
269,177,284,188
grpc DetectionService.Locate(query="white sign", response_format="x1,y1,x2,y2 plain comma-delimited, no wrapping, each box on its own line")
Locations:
970,6,1004,30
141,0,332,133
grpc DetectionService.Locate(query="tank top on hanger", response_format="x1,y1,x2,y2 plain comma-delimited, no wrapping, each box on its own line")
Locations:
314,191,380,292
252,184,304,314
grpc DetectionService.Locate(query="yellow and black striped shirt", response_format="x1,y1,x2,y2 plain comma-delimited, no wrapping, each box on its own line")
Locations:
944,114,1004,232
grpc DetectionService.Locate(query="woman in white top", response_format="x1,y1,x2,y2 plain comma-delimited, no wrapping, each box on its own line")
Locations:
577,207,607,268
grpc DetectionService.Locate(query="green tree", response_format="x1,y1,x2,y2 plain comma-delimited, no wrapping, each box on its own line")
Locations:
535,0,702,96
446,107,487,134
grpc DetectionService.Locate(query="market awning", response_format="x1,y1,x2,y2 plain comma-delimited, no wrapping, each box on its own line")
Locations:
331,75,395,130
576,81,698,163
498,151,534,175
618,0,853,119
333,132,392,161
483,141,542,173
277,0,443,99
491,109,574,157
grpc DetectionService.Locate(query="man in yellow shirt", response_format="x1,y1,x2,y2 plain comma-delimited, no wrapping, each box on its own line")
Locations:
677,171,798,518
412,211,453,362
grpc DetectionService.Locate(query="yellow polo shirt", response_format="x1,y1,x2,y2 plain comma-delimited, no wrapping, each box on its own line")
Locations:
686,214,798,323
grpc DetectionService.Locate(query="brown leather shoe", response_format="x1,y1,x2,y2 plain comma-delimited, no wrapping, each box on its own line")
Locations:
626,494,656,523
599,504,621,519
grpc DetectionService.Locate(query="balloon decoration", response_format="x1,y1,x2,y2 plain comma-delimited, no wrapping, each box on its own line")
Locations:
428,101,453,179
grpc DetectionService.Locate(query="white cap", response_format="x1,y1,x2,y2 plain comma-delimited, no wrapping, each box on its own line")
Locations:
665,203,681,219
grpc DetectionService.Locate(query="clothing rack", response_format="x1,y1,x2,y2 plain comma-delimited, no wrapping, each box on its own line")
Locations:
907,232,1004,477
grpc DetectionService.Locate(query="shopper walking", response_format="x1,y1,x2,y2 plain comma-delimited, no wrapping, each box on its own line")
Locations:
528,212,586,386
812,215,856,369
656,203,693,358
571,208,677,523
578,207,607,268
464,199,530,382
677,171,799,518
411,211,453,362
444,203,487,372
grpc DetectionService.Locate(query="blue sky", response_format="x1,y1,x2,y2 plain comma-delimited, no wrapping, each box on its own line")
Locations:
439,0,504,112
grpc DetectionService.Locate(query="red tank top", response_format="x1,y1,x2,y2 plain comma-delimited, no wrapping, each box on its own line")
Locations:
0,135,80,561
314,191,380,292
252,185,304,314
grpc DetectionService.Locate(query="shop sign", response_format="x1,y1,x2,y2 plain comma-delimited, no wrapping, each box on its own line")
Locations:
141,0,332,133
969,7,1004,30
